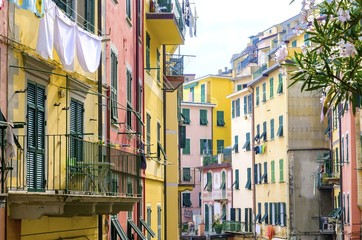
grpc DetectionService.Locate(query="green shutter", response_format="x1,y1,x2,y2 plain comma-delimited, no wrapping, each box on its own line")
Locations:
277,74,283,94
201,84,205,102
235,98,240,117
243,96,247,115
277,115,283,137
183,139,190,154
156,49,160,82
217,111,225,126
270,119,274,139
217,140,224,154
157,206,161,240
147,207,152,240
269,77,274,98
234,169,239,189
126,0,131,19
245,168,251,189
271,160,275,183
70,99,84,162
200,109,208,125
292,40,297,47
182,108,191,124
146,113,151,154
233,135,239,153
111,51,118,121
256,87,259,106
27,82,45,192
346,134,349,163
146,32,151,70
85,0,94,32
232,100,235,118
262,82,266,102
279,159,284,182
179,126,187,149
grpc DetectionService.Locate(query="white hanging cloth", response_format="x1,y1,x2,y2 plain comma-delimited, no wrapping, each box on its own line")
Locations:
5,123,16,160
53,7,76,70
36,0,56,59
76,27,102,73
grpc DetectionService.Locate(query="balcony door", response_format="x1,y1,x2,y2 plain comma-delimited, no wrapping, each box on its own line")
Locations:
205,204,209,232
70,99,84,162
26,82,45,192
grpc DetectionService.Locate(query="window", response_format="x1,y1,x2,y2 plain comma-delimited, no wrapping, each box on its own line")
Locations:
245,168,251,189
182,108,191,124
182,168,191,182
27,82,46,191
189,87,194,101
157,206,161,240
256,203,261,223
179,126,186,149
146,32,150,70
333,108,338,129
234,169,239,190
217,140,224,154
242,132,251,151
262,82,266,102
156,49,160,82
157,122,161,143
269,77,274,98
244,208,252,232
146,113,151,154
261,121,267,141
235,98,240,117
341,137,344,163
147,207,152,240
255,163,261,184
255,124,260,141
280,202,286,226
304,33,310,46
270,119,275,140
247,95,252,113
256,86,260,106
276,115,283,137
220,171,226,190
126,69,133,128
291,40,297,47
200,139,212,155
126,0,131,20
261,203,268,224
232,100,235,118
204,172,212,191
277,73,283,94
182,193,191,207
199,109,208,125
262,162,268,183
70,98,84,163
271,160,275,183
279,159,284,182
217,111,225,126
237,84,242,91
243,96,247,115
84,0,95,32
201,84,205,102
110,51,118,121
53,0,73,18
233,135,239,153
183,139,190,155
345,133,349,163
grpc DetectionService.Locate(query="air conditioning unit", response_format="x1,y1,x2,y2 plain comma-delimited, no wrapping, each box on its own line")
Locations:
320,217,335,234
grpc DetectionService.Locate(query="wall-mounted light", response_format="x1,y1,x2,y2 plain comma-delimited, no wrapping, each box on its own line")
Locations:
58,89,66,98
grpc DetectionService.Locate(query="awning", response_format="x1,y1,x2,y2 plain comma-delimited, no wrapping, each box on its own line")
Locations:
140,218,156,238
328,207,342,220
111,215,128,240
184,82,198,89
128,219,147,240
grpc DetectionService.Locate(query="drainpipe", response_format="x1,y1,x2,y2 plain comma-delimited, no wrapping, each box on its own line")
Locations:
249,86,256,240
97,0,103,238
162,45,167,240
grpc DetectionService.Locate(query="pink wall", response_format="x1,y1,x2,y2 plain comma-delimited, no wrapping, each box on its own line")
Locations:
341,109,360,239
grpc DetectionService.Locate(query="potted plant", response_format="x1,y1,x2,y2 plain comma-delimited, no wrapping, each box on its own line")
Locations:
212,215,223,234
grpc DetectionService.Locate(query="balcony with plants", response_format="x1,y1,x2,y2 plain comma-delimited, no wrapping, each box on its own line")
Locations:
146,0,186,45
4,134,141,219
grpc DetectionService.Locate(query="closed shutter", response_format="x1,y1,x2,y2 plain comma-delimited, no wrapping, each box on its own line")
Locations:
147,207,152,240
110,52,118,120
85,0,94,32
157,206,161,240
230,208,235,221
70,99,84,162
205,205,209,232
27,83,45,192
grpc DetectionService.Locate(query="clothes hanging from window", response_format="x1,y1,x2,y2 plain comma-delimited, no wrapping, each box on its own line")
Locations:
76,27,102,73
54,6,76,70
36,0,56,59
5,123,16,160
9,0,44,17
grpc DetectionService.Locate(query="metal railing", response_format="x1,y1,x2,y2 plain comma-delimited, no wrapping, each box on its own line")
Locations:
5,134,140,196
223,220,254,233
166,54,184,76
154,0,185,39
179,167,196,185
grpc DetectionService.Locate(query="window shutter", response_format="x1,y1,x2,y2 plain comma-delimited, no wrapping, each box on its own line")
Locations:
243,96,247,115
179,126,186,149
244,208,249,232
230,208,235,221
234,169,239,189
269,77,274,98
85,0,94,32
269,203,273,225
271,160,275,182
279,159,284,182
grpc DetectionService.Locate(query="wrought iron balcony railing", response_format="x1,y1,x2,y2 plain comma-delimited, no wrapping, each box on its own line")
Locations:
5,134,141,197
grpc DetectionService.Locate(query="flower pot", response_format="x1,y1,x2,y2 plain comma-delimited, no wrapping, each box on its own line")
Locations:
214,224,222,234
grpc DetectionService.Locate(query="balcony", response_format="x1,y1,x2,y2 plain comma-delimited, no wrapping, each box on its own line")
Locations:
4,134,141,219
317,173,333,190
203,189,231,203
223,221,254,235
179,167,196,192
163,54,186,92
146,0,186,45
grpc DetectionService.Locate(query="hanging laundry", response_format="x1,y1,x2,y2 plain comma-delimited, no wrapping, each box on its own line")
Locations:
76,27,102,73
0,0,3,10
36,0,56,59
5,123,16,160
54,6,76,70
188,5,194,38
193,6,197,37
9,0,44,17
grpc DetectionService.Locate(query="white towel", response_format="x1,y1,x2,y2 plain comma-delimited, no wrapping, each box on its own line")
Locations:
76,27,102,73
54,7,75,70
36,0,56,59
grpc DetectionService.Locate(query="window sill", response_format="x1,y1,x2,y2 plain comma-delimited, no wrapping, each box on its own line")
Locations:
279,181,285,183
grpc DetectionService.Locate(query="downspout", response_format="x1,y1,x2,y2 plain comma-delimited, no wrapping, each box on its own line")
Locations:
338,105,344,240
97,0,103,238
249,86,256,240
162,45,167,240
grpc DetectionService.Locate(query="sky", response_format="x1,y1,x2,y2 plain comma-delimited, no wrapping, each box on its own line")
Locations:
180,0,303,78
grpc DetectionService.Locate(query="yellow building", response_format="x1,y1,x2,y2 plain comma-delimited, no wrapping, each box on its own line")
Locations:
144,0,187,239
183,74,233,156
3,1,142,239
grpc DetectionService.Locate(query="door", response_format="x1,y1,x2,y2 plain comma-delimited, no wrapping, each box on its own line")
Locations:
27,82,45,192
